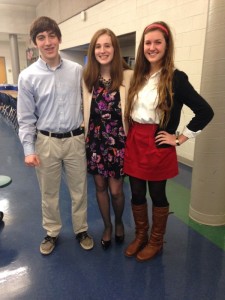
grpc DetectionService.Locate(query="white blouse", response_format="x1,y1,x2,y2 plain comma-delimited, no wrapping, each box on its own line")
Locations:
131,70,201,138
131,70,161,124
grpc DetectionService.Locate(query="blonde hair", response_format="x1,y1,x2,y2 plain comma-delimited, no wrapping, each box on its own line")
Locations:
83,28,130,92
125,21,175,128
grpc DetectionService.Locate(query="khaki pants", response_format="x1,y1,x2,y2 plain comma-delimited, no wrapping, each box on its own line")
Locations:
35,132,88,237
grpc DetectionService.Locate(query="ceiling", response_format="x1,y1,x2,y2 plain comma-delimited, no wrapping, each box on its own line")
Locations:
0,0,41,6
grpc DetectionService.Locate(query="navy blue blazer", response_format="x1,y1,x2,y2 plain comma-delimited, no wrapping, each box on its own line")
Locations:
157,69,214,134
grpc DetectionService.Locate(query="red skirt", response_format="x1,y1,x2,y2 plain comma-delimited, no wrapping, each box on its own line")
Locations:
124,122,178,181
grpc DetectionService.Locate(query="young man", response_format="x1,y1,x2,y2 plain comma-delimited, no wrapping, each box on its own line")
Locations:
17,16,94,255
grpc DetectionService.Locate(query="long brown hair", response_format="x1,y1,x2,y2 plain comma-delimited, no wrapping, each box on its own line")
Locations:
125,21,175,128
83,28,130,92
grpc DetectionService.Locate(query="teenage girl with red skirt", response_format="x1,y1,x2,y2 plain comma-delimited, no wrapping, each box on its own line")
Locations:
123,21,214,262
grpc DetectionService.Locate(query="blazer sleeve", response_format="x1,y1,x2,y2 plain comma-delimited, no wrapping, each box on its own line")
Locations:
82,80,93,138
173,70,214,131
121,69,133,135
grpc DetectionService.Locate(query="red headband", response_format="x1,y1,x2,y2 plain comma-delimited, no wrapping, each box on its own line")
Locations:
144,23,169,36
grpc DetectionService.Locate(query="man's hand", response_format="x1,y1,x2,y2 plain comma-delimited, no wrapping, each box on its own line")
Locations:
25,154,40,167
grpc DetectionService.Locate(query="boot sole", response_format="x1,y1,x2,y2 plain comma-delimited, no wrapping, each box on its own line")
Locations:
136,248,163,262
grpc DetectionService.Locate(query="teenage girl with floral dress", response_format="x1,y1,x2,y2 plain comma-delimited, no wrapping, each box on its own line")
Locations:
82,28,133,249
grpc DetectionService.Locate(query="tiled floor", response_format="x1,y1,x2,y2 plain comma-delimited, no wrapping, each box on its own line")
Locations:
0,116,225,300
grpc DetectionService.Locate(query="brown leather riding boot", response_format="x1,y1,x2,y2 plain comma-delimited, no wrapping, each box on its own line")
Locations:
136,206,169,262
124,203,149,257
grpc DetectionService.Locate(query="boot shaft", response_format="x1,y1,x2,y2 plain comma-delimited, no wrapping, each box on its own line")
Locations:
136,206,169,262
132,203,149,232
152,206,169,236
124,203,149,257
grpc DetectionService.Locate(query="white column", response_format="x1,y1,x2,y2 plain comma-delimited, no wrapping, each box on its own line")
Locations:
189,0,225,225
9,34,20,84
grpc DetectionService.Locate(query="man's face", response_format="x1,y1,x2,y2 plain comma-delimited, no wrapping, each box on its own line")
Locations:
35,31,61,65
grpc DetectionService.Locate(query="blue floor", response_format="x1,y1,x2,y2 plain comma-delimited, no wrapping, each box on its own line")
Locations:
0,116,225,300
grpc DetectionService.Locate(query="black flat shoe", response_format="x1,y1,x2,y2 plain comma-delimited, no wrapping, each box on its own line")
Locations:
115,234,125,244
115,222,125,243
101,239,111,250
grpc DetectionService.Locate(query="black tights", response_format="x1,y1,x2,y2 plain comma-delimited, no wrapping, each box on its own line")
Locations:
129,176,169,207
93,174,125,240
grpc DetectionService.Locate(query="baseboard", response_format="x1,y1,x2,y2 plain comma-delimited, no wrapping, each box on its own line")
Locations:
177,155,193,168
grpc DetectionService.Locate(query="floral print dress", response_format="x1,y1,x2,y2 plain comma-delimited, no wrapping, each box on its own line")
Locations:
86,80,126,178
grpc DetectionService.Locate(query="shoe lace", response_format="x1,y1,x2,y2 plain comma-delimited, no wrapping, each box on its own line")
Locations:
45,236,56,243
77,231,89,241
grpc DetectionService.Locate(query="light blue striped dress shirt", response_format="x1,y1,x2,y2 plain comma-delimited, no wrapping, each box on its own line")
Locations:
17,57,83,156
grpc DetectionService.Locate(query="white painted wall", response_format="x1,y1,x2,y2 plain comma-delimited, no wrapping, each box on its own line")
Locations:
58,0,209,163
0,41,27,84
59,0,137,50
0,4,36,84
0,4,36,35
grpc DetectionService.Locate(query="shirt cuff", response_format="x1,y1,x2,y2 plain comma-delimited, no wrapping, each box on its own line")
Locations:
182,126,201,139
24,144,35,157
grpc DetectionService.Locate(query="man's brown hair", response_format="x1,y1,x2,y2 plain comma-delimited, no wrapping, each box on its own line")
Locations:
30,16,62,45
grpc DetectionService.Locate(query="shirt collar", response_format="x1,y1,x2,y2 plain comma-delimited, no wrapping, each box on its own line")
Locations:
37,56,63,70
150,68,162,78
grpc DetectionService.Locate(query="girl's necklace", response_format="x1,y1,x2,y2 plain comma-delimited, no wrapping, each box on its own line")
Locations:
99,75,112,89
